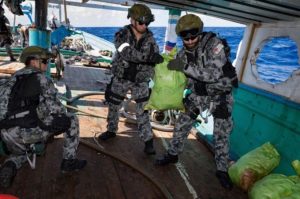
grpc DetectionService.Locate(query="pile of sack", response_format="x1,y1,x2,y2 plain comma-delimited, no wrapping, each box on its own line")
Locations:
228,142,300,199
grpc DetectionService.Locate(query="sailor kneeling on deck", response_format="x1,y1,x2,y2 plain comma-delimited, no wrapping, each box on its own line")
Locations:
98,4,163,155
0,46,87,188
155,14,238,190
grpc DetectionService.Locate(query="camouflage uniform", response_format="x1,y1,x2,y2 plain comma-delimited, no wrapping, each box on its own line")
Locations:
0,67,79,169
106,25,160,142
168,32,234,172
0,15,14,60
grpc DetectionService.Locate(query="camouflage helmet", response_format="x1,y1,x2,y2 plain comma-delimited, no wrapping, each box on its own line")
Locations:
127,4,154,23
19,46,54,63
175,14,203,36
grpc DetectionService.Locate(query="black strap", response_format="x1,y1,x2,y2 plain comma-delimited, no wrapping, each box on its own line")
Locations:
201,32,216,67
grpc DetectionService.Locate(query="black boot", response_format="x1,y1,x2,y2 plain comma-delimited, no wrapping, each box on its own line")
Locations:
216,170,233,190
144,139,156,155
155,153,178,166
0,161,17,188
60,159,87,173
10,57,16,62
98,131,116,141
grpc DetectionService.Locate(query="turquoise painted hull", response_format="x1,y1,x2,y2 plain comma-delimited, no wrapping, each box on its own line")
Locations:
231,83,300,175
197,83,300,175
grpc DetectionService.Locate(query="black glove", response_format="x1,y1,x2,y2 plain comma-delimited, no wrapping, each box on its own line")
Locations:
150,53,164,64
167,57,185,71
183,95,199,120
186,51,196,63
194,81,208,96
222,61,238,88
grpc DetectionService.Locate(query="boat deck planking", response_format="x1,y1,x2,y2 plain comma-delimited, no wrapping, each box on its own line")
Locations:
0,62,247,199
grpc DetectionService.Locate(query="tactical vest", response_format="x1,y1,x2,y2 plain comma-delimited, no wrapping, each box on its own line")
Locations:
191,32,238,96
122,27,148,82
0,72,41,129
201,32,238,88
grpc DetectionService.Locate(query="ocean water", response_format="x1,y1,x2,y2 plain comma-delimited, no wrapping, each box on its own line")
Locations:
78,27,300,84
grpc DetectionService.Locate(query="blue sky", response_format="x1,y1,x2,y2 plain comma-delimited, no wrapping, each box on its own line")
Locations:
4,2,244,27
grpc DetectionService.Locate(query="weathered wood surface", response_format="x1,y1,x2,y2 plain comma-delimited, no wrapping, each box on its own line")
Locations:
0,61,24,74
0,64,248,199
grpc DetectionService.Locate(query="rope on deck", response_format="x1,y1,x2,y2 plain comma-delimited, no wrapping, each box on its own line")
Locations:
79,139,174,199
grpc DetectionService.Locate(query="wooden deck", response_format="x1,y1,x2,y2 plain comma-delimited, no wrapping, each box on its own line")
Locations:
0,60,248,199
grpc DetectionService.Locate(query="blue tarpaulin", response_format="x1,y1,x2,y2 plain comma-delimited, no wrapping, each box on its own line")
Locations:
51,26,71,45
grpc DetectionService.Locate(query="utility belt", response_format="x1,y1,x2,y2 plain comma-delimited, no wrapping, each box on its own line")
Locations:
105,78,151,105
0,110,38,130
8,110,30,119
0,110,71,135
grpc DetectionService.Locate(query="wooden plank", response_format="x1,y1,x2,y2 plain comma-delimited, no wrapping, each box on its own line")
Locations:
0,64,248,199
0,62,24,74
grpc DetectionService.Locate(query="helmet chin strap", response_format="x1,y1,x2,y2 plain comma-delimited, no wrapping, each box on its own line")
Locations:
38,60,42,71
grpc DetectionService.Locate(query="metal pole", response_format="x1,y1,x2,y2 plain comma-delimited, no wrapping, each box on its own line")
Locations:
35,0,48,30
13,14,16,34
63,0,68,26
59,0,62,23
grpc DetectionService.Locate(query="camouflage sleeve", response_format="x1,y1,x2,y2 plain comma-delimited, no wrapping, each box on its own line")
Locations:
38,74,66,115
183,37,227,83
4,16,9,25
115,29,159,63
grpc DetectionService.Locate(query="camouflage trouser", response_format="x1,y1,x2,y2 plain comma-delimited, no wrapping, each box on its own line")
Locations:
106,77,153,142
0,34,13,57
0,113,79,169
168,93,234,172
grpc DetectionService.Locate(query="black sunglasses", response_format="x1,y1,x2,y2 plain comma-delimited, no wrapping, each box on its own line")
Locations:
138,21,150,26
183,35,198,41
180,28,200,39
41,59,48,64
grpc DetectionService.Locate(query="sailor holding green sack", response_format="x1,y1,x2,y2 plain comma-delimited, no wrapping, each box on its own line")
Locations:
155,14,238,190
98,4,163,155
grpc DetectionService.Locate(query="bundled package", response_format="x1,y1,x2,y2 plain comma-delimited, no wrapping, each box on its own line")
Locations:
145,49,187,111
228,142,280,191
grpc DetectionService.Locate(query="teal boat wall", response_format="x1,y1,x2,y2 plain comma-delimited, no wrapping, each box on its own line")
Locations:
29,29,51,48
231,83,300,175
29,29,51,77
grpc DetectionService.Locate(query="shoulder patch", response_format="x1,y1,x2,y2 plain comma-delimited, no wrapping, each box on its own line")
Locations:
213,43,224,55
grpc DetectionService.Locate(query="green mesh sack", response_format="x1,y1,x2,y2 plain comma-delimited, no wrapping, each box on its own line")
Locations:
249,174,295,199
282,181,300,199
145,48,187,111
228,142,280,191
292,160,300,176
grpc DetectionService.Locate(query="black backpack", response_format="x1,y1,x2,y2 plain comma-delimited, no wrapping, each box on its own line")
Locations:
7,73,41,117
